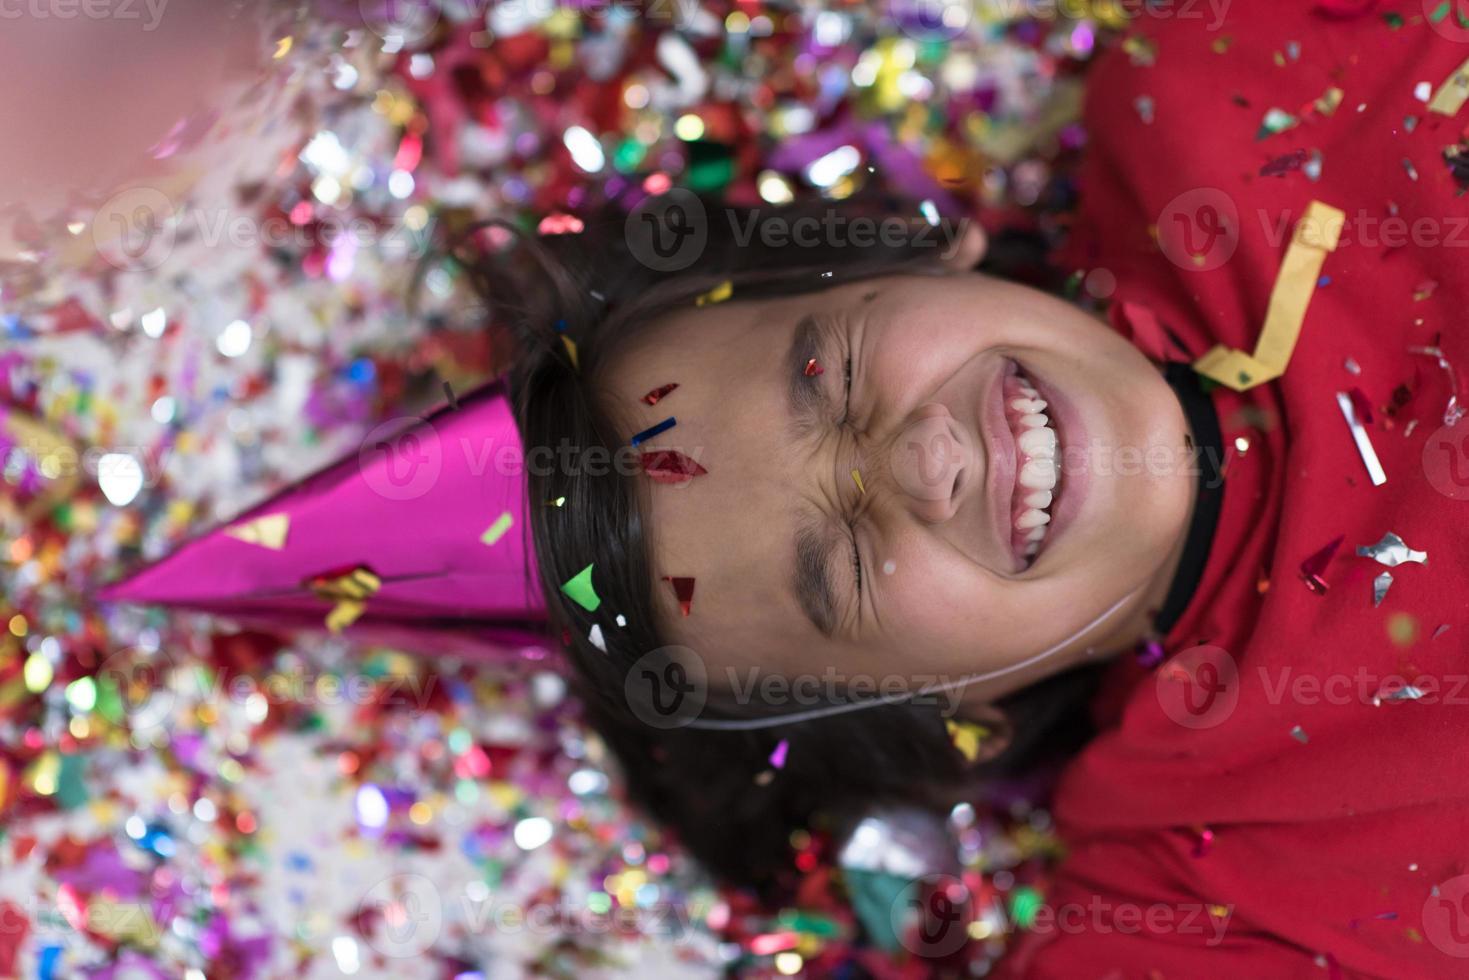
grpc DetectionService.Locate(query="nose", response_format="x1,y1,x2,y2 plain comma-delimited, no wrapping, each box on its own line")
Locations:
886,403,975,523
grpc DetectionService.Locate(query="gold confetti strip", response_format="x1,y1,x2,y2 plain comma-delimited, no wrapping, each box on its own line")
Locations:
1194,201,1343,392
945,719,990,763
223,513,291,550
309,567,382,633
694,280,733,307
561,335,580,370
1428,56,1469,117
851,468,866,495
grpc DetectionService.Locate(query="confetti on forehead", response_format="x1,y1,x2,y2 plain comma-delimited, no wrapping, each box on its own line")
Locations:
630,417,676,446
639,450,708,484
641,383,678,405
694,280,732,307
661,576,695,617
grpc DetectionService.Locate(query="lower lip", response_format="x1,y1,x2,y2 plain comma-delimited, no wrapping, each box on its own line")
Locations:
1022,363,1087,551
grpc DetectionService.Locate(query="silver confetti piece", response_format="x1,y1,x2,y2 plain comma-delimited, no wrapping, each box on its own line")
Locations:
1373,571,1393,607
1356,531,1428,567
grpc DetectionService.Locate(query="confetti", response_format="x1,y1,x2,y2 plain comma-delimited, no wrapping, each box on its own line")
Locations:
630,417,676,446
1336,391,1386,486
946,719,988,763
803,358,824,376
661,576,695,616
1194,202,1343,391
1192,827,1215,858
1407,345,1465,427
1300,535,1345,594
1260,149,1308,176
480,511,514,547
1356,532,1427,567
561,564,601,611
1372,571,1393,607
641,383,679,405
639,449,708,484
695,280,732,306
769,739,789,769
587,623,607,652
1256,107,1299,138
851,469,866,495
561,335,580,370
1290,725,1309,744
1428,56,1469,116
223,513,290,550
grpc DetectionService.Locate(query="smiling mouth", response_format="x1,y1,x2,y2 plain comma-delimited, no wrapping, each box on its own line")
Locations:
1003,367,1060,566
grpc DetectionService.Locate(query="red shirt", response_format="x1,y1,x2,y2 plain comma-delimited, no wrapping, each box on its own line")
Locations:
1004,4,1469,977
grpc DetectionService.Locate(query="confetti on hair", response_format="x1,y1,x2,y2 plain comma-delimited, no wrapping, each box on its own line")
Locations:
561,564,601,611
631,417,676,446
1407,345,1464,426
615,614,627,627
1336,391,1386,485
480,511,514,547
851,469,866,495
538,213,585,235
1372,571,1393,607
945,719,988,763
661,576,695,616
1356,531,1427,567
639,449,708,484
641,383,678,405
223,513,290,550
1289,725,1309,744
694,280,732,306
1299,535,1344,594
768,739,789,769
803,358,823,376
546,495,566,508
753,769,776,786
561,335,580,370
587,623,607,653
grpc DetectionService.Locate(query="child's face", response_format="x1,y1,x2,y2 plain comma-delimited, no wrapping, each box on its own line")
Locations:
603,272,1195,708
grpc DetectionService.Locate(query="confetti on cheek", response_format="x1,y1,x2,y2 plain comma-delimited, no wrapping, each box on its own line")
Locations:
1299,535,1344,594
561,564,601,611
1356,531,1427,567
661,576,695,616
641,383,678,405
851,469,866,495
479,511,514,547
768,739,789,769
694,280,732,307
639,450,708,483
803,358,823,377
631,417,676,446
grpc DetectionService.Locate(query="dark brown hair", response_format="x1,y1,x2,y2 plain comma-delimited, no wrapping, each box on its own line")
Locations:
445,193,1101,897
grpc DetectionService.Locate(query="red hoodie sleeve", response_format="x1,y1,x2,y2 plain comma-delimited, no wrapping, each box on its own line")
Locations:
1003,4,1469,977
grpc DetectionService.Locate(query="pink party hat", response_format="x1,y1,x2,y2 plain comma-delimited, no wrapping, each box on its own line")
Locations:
99,380,549,658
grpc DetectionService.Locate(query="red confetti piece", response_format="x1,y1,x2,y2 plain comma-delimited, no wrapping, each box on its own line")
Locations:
1191,827,1215,858
1259,149,1308,176
1299,535,1344,594
662,576,695,616
803,358,823,376
642,383,679,405
1346,387,1374,425
639,450,708,484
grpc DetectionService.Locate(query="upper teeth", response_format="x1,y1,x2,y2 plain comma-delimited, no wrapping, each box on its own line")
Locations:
1007,373,1059,555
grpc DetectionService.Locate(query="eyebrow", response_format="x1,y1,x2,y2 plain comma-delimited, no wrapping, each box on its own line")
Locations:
785,315,843,637
785,314,833,437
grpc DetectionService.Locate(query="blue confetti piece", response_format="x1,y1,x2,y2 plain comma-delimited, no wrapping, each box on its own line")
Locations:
1318,275,1331,287
630,416,675,446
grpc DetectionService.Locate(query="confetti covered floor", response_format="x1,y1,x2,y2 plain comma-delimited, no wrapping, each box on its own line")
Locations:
0,3,1106,976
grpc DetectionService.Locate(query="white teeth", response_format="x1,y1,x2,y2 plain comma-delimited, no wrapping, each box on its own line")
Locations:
1027,527,1046,541
1024,542,1039,556
1024,490,1053,509
1009,397,1047,413
1019,458,1058,490
1018,426,1056,458
1019,413,1049,429
1015,507,1050,529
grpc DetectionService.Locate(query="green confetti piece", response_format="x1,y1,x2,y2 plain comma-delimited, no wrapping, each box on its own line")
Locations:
1010,886,1043,930
561,563,601,611
1430,0,1450,22
480,511,514,547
